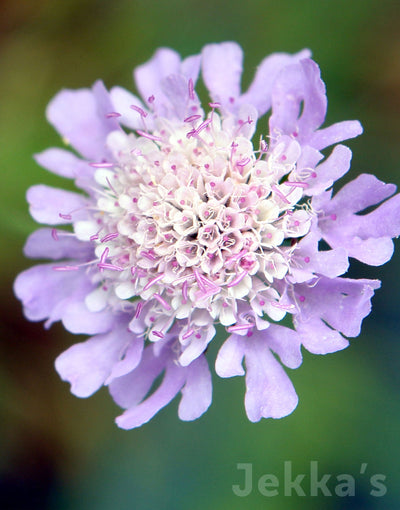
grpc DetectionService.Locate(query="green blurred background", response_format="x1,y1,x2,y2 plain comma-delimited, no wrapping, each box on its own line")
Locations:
1,0,400,508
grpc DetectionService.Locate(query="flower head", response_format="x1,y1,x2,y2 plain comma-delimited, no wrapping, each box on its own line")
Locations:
15,42,400,428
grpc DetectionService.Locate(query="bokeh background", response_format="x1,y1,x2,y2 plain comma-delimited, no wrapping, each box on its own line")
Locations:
1,0,400,508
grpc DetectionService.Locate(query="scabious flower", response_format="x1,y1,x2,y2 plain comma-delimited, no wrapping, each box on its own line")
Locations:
14,42,400,428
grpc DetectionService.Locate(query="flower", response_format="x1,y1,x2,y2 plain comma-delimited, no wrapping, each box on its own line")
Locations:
14,42,400,428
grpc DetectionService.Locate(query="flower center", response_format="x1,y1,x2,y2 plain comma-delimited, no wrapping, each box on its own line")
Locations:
76,110,312,331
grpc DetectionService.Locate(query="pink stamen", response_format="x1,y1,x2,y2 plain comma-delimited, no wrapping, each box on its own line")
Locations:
97,263,124,271
184,114,202,123
143,273,164,291
100,232,119,243
227,270,248,288
188,78,195,100
130,104,148,117
195,118,212,134
225,249,248,267
193,269,206,292
141,250,157,261
100,247,109,263
209,102,221,109
53,265,79,271
105,112,121,118
227,323,255,333
135,301,143,318
152,330,164,339
89,162,114,168
90,233,99,241
153,293,171,311
182,329,194,340
270,301,295,311
287,181,309,189
59,213,72,220
51,229,59,241
272,185,290,204
182,280,188,303
136,129,163,142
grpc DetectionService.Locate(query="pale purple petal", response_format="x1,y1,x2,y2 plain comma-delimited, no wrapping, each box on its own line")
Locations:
178,356,212,421
13,264,102,333
296,144,323,172
309,120,363,151
14,264,79,322
55,323,135,398
290,229,349,283
294,277,381,338
92,80,121,131
134,47,182,107
14,264,114,335
109,86,152,130
269,59,327,144
27,185,88,225
295,316,349,354
236,104,258,139
180,54,201,83
24,228,92,260
239,49,311,115
115,361,186,429
34,148,96,193
263,325,302,369
46,82,118,160
304,144,352,195
105,336,144,384
60,298,115,335
215,334,246,377
353,237,394,266
161,73,200,120
316,174,400,265
179,324,215,366
244,332,298,421
320,173,396,213
109,345,166,408
202,42,243,111
35,148,88,178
